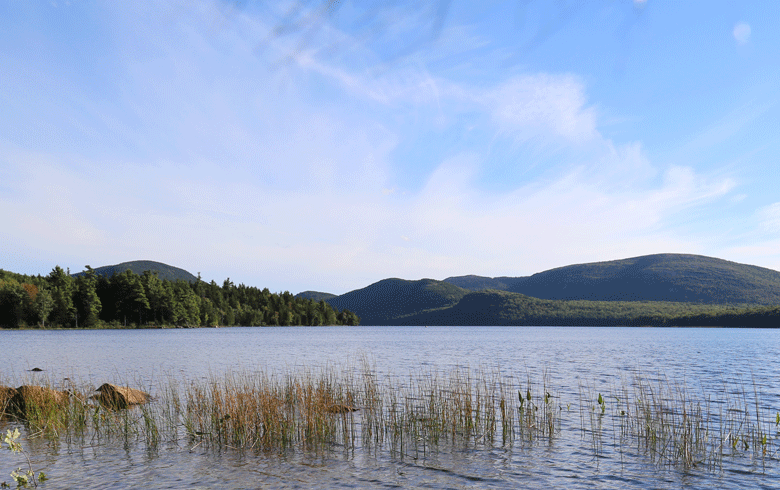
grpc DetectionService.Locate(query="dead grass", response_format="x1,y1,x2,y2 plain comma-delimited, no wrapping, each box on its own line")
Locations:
1,365,777,473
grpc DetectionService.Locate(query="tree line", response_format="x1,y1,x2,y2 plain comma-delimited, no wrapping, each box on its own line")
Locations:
398,290,780,327
0,267,359,328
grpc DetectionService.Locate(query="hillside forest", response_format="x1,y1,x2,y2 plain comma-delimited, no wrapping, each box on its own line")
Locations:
0,267,359,328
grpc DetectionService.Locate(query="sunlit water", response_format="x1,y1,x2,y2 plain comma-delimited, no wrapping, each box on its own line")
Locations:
2,326,780,489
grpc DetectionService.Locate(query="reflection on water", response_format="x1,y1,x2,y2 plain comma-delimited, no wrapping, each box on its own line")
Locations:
2,326,780,489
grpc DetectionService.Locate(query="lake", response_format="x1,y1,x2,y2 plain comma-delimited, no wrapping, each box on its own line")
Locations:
2,326,780,489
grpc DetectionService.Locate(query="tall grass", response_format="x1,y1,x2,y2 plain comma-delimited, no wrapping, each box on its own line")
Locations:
579,372,777,470
2,365,778,473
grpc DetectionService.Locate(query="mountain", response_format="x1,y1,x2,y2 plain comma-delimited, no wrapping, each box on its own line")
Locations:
397,290,780,327
295,291,338,301
324,254,780,326
325,278,469,325
442,275,517,291
74,261,199,283
444,254,780,305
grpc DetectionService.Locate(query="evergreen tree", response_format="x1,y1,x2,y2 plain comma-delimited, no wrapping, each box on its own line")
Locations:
74,266,102,327
1,265,360,328
319,300,337,325
33,289,54,327
0,280,25,327
173,282,200,325
47,266,76,327
142,271,167,324
113,269,150,326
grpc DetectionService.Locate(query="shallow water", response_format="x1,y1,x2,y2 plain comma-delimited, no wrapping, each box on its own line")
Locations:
2,326,780,489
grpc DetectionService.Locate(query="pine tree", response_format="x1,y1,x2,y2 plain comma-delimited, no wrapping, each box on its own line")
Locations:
47,266,76,327
74,266,102,327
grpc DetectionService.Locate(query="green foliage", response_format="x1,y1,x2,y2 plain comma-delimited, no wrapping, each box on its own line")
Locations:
295,291,337,302
0,282,26,328
47,266,76,327
327,278,468,325
0,272,51,328
0,266,358,328
75,260,198,283
112,269,150,325
73,266,101,328
32,290,53,328
399,289,780,327
1,428,42,488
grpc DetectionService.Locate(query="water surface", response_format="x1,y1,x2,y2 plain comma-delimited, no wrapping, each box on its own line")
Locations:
2,326,779,489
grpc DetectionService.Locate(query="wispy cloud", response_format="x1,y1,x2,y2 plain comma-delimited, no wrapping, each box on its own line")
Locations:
2,0,767,293
0,128,737,292
394,157,736,277
757,202,780,233
487,75,598,144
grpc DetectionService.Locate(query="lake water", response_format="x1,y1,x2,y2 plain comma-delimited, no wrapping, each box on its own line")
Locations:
2,326,780,489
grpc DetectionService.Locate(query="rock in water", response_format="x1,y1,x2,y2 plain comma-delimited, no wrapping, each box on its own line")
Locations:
8,386,67,418
93,383,150,409
325,403,359,414
0,386,18,414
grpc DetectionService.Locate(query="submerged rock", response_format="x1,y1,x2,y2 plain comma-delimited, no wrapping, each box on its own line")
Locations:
93,383,150,409
7,385,67,417
325,403,359,414
0,386,18,414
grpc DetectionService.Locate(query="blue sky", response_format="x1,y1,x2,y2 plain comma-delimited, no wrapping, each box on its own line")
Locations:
1,1,779,294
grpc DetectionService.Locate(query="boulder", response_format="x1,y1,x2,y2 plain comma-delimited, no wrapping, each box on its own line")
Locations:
0,386,18,414
325,403,358,414
8,385,67,418
93,383,150,409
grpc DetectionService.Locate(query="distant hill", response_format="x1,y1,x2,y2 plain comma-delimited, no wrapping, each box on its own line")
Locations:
442,275,517,291
444,254,780,305
295,291,337,301
74,261,199,283
325,278,469,325
397,290,780,327
323,254,780,326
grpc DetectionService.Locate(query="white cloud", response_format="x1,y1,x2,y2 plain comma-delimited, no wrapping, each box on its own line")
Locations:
733,22,751,45
280,11,599,149
589,141,657,188
0,1,754,293
370,151,737,280
0,130,740,293
488,75,598,144
757,202,780,233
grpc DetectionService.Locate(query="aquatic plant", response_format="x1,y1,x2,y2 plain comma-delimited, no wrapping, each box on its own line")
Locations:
1,428,47,488
1,364,779,477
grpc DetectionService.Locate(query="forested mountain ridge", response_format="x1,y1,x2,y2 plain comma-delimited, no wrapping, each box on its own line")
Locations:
72,260,198,283
322,254,780,326
444,254,780,305
4,253,779,328
295,291,338,301
0,266,359,328
321,277,780,327
325,278,469,325
396,290,780,327
442,275,516,292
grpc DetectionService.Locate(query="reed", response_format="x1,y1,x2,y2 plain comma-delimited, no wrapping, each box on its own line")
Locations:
579,372,776,470
1,364,778,474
